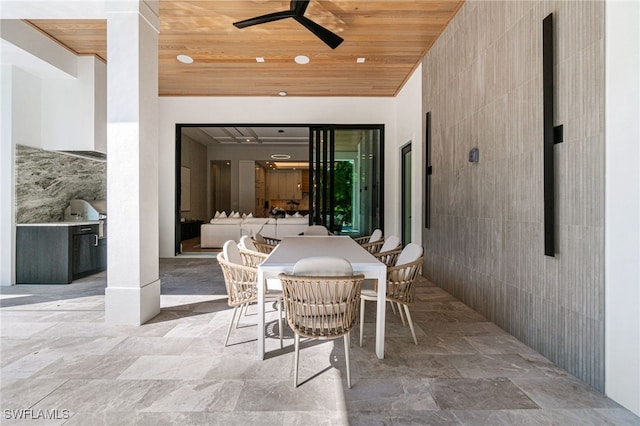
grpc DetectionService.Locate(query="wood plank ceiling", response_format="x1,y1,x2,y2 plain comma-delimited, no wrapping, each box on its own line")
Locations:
27,0,464,97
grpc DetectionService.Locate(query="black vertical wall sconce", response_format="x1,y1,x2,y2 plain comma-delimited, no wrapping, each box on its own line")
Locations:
543,13,564,257
424,112,432,229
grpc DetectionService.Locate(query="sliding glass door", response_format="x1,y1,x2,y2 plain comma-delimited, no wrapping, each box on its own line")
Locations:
310,125,383,237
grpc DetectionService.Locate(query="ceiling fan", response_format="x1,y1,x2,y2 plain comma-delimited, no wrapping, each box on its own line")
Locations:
233,0,344,50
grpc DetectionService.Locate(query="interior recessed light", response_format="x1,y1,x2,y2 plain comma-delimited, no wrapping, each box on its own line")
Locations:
356,57,366,63
256,57,265,63
176,54,194,64
294,55,310,65
278,91,288,97
271,154,291,160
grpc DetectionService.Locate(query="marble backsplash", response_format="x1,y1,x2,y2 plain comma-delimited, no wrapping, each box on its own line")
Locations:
15,145,106,223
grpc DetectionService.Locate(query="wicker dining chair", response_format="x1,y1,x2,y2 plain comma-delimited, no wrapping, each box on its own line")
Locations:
279,256,364,388
218,241,283,347
359,243,424,347
372,236,402,265
238,236,269,267
253,233,280,253
354,229,385,254
353,228,383,245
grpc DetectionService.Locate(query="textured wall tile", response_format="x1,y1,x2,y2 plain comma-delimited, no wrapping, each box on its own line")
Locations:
422,0,605,391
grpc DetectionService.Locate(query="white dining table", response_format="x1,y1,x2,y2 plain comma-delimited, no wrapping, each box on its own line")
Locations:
256,235,387,360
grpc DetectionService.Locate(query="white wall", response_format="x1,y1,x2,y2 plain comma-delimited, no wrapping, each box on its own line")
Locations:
42,55,107,153
158,97,396,257
605,0,640,415
0,65,15,285
238,160,256,214
1,20,106,153
394,64,423,244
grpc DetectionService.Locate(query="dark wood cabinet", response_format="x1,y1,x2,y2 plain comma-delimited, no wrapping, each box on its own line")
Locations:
16,223,106,284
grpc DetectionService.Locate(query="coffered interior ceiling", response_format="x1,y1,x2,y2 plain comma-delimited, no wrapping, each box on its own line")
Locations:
26,0,464,97
181,125,369,163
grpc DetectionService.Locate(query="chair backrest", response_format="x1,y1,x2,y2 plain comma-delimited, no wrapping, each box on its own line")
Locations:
239,235,257,251
396,242,423,266
293,256,353,276
369,228,383,243
223,240,243,265
281,257,363,339
379,235,400,253
303,225,329,235
217,252,258,307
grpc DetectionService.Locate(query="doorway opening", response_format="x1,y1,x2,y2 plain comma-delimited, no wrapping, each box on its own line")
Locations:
175,124,384,254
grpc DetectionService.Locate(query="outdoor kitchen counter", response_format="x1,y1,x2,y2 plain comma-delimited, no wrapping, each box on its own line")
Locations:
16,222,106,284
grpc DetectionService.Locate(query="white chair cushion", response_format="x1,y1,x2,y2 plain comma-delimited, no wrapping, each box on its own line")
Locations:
223,240,243,264
293,256,353,276
239,235,257,251
396,243,423,266
303,225,329,235
379,235,400,252
369,229,383,243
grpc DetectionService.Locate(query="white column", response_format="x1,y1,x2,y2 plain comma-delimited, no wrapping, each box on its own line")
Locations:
605,0,640,416
105,1,161,324
0,65,15,286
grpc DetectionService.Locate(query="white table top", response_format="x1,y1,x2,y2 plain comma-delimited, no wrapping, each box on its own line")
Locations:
261,236,380,272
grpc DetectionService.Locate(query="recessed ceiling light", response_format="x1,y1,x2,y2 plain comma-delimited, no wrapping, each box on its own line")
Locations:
278,91,288,97
356,57,366,63
256,57,265,63
271,154,291,160
294,55,310,65
177,54,194,64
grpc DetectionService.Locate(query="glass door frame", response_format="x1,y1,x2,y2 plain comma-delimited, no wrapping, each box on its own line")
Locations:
309,124,385,236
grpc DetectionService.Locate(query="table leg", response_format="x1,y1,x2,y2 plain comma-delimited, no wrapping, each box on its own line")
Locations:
375,268,386,359
257,269,265,360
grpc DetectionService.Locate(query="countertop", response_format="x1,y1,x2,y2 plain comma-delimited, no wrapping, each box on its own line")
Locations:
17,221,100,227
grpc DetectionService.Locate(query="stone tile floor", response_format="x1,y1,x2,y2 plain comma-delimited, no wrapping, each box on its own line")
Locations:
1,257,638,425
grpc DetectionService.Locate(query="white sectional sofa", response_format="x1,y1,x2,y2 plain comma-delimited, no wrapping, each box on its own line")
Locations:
200,216,310,248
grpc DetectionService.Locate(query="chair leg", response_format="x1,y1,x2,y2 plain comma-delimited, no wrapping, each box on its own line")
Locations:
359,298,366,347
293,333,300,387
403,304,418,345
225,306,239,346
390,300,397,314
344,333,351,389
236,303,245,328
397,302,406,326
277,297,283,349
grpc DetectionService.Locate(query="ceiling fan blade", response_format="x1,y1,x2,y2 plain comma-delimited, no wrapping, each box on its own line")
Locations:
291,0,310,16
233,10,294,29
294,15,344,49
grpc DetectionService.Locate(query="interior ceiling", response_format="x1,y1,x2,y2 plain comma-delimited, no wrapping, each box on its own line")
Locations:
181,125,373,154
26,0,464,97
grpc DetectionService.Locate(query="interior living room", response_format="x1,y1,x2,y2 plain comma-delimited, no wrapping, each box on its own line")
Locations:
178,125,384,253
1,0,638,422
